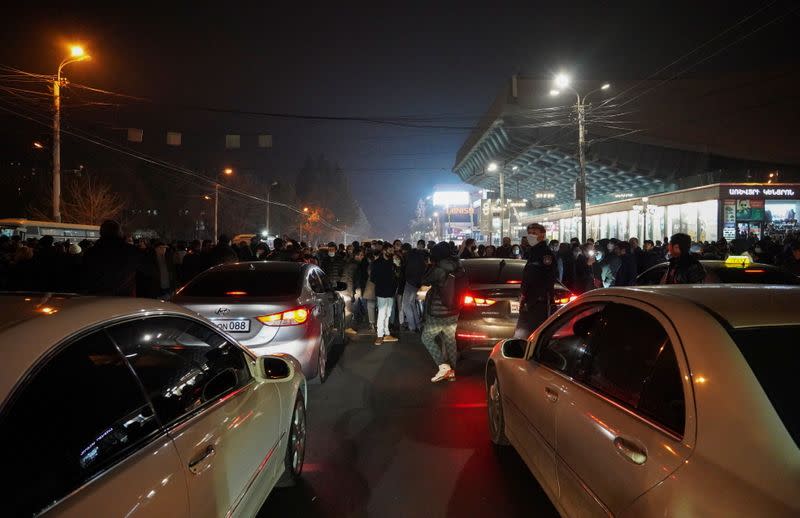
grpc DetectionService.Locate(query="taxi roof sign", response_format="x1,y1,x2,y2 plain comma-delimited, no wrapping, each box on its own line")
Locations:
725,255,751,268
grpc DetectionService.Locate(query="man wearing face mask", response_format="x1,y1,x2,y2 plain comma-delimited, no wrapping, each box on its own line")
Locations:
515,223,556,339
321,241,346,284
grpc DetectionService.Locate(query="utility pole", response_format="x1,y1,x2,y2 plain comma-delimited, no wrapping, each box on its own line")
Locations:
53,46,90,222
266,181,278,235
213,183,219,242
52,78,61,222
499,167,506,240
577,102,587,242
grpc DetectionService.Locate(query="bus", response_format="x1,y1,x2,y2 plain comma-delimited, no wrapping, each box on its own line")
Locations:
0,219,101,241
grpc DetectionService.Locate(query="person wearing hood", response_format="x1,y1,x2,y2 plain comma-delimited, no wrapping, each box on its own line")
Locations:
515,223,556,339
661,233,706,284
421,242,461,383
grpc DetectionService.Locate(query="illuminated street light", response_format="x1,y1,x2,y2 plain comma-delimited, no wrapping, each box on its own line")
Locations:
303,207,309,213
554,73,570,89
486,162,499,173
203,194,211,200
52,44,91,222
512,165,519,171
601,83,611,90
33,141,44,149
223,167,234,175
549,89,560,96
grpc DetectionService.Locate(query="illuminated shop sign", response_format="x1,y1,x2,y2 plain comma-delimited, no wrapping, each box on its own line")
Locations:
726,187,796,197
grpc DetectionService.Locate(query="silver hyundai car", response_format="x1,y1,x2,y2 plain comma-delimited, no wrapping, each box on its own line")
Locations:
173,261,347,383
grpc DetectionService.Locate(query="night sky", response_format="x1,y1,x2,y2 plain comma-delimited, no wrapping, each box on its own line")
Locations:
1,2,797,237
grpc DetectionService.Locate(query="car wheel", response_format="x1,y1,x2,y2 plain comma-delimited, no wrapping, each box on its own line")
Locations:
278,393,306,486
316,336,328,384
486,365,509,446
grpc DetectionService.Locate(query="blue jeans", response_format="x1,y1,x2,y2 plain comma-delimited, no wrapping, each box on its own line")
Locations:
402,282,421,331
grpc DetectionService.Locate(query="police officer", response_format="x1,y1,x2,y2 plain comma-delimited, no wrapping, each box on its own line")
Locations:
515,223,557,339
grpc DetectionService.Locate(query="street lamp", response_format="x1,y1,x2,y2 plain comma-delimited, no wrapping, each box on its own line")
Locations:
53,44,91,222
633,196,656,242
550,73,611,242
214,167,234,242
487,160,506,243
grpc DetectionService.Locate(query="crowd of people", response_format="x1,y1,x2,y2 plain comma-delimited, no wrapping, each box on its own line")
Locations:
2,218,800,383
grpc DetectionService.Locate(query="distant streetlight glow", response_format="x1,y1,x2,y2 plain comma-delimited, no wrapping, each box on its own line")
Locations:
512,165,519,171
549,89,560,96
33,141,44,149
303,207,309,212
486,162,499,173
554,73,570,89
70,45,86,58
601,83,611,90
223,167,233,175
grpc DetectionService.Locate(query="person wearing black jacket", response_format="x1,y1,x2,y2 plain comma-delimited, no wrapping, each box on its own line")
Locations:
516,223,557,339
401,241,427,332
81,220,141,296
614,241,639,286
421,242,461,383
370,243,399,345
661,233,706,284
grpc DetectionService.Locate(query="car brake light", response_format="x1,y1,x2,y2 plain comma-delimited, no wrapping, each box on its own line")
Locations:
257,306,311,326
226,291,248,296
463,294,496,307
744,269,765,273
505,280,522,284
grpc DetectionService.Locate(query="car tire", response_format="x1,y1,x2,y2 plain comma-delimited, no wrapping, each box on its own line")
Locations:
310,336,328,384
486,365,509,446
277,392,306,487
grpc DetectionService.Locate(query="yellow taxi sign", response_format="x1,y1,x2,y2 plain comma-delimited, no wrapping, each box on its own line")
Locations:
725,255,751,268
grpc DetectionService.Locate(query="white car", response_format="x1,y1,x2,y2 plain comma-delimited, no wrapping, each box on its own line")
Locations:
486,285,799,517
0,294,307,518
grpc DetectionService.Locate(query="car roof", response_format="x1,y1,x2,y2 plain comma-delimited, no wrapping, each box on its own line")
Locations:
643,260,781,271
587,285,800,329
204,261,307,273
0,294,202,402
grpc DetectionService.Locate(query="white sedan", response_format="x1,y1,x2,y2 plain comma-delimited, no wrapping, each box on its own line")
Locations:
0,294,307,518
486,285,799,517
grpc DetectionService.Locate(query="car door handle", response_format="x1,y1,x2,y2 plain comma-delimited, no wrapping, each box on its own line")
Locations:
188,444,216,474
544,387,559,402
613,437,647,465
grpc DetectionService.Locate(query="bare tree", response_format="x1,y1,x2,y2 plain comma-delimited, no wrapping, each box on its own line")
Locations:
60,175,125,225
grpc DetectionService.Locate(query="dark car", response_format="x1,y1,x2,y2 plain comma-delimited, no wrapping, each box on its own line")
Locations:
446,258,574,351
636,258,800,286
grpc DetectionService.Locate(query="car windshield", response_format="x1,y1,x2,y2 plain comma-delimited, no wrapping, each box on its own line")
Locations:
464,260,525,284
710,266,800,285
179,269,301,297
729,326,800,448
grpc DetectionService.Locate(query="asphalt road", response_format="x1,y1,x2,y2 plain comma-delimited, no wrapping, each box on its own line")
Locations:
260,328,559,518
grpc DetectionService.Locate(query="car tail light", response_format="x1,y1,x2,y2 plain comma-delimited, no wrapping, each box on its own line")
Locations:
226,291,248,296
257,306,311,326
463,294,496,307
554,293,578,305
505,279,522,284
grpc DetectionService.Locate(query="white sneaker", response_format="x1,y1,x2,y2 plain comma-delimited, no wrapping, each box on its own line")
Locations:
431,364,452,383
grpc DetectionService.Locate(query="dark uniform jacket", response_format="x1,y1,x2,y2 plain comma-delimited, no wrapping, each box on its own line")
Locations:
661,254,706,284
520,241,557,309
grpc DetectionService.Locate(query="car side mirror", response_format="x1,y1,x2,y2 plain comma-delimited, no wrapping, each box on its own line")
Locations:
501,338,527,359
335,281,348,291
257,355,294,382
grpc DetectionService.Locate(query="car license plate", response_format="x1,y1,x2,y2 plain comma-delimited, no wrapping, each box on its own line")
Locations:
510,300,520,314
213,319,251,333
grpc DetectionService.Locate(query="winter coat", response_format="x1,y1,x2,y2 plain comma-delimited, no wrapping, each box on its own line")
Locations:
422,257,460,318
370,256,398,298
404,248,428,288
81,237,141,296
661,255,706,284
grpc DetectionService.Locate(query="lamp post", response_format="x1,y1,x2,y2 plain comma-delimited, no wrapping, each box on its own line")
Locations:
213,167,234,242
487,161,506,243
633,197,656,242
53,45,91,222
551,75,610,242
266,181,279,235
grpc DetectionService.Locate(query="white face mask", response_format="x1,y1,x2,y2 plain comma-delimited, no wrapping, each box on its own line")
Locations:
393,257,401,266
527,234,539,246
328,251,335,257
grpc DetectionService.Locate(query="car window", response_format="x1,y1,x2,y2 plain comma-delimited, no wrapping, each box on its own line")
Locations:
179,268,301,297
730,326,799,448
533,304,606,376
309,270,325,293
579,303,685,435
107,317,252,426
637,264,667,285
464,260,526,284
0,331,160,517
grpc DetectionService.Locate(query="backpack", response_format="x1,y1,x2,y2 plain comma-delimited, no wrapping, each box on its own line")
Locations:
440,264,469,310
